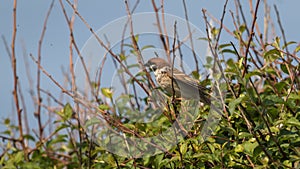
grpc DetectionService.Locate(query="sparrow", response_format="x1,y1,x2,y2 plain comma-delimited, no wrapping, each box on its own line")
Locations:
144,57,211,105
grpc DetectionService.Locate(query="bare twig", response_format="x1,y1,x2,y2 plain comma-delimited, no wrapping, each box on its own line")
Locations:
11,0,27,160
249,0,263,49
263,0,270,44
236,0,250,35
161,0,170,59
36,0,55,142
182,0,199,73
124,0,143,66
242,0,261,77
214,0,229,52
274,5,291,61
151,0,170,61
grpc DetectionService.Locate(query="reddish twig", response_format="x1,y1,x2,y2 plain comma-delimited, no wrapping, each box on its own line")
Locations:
242,0,261,77
10,0,27,160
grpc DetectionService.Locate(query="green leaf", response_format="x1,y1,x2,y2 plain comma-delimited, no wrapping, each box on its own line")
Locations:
239,24,246,33
99,104,110,110
85,118,102,128
253,145,263,158
211,27,219,37
47,134,68,146
141,45,155,51
235,144,244,152
274,81,287,93
206,56,213,64
264,49,281,62
63,103,73,120
218,43,232,50
127,63,139,69
238,132,252,139
238,57,244,68
180,143,188,155
282,41,296,49
14,151,23,163
263,95,283,105
119,53,126,61
229,96,244,114
56,103,73,121
134,34,139,42
220,49,237,55
245,70,262,80
4,118,10,125
54,123,70,133
23,134,35,141
101,87,113,98
280,64,289,74
273,36,281,48
288,93,300,100
191,71,200,80
285,117,300,127
295,45,300,53
198,37,208,41
243,141,258,155
123,43,133,48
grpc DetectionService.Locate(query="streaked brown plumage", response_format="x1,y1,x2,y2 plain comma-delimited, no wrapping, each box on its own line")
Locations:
144,57,210,105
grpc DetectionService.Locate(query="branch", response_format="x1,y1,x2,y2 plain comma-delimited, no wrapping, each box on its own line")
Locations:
11,0,28,160
36,0,54,142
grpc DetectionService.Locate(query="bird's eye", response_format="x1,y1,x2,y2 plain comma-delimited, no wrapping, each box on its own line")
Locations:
150,65,157,71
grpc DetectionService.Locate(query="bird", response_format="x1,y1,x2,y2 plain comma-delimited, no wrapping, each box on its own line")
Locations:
144,57,211,105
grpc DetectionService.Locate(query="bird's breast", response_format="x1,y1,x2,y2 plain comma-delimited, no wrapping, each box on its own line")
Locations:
154,68,181,97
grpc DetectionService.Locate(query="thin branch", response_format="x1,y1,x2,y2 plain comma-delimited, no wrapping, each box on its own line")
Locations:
242,0,261,77
161,0,170,58
274,5,291,60
124,0,143,67
263,0,270,44
36,0,55,142
249,0,264,49
236,0,250,36
182,0,199,73
215,0,229,51
151,0,170,61
11,0,27,160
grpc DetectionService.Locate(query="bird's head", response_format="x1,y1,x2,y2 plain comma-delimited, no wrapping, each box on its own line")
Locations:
144,58,170,72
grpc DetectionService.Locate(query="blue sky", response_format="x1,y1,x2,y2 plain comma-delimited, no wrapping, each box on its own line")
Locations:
0,0,299,131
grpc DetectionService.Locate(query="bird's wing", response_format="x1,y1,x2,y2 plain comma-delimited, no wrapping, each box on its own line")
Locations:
167,68,211,104
168,68,208,91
